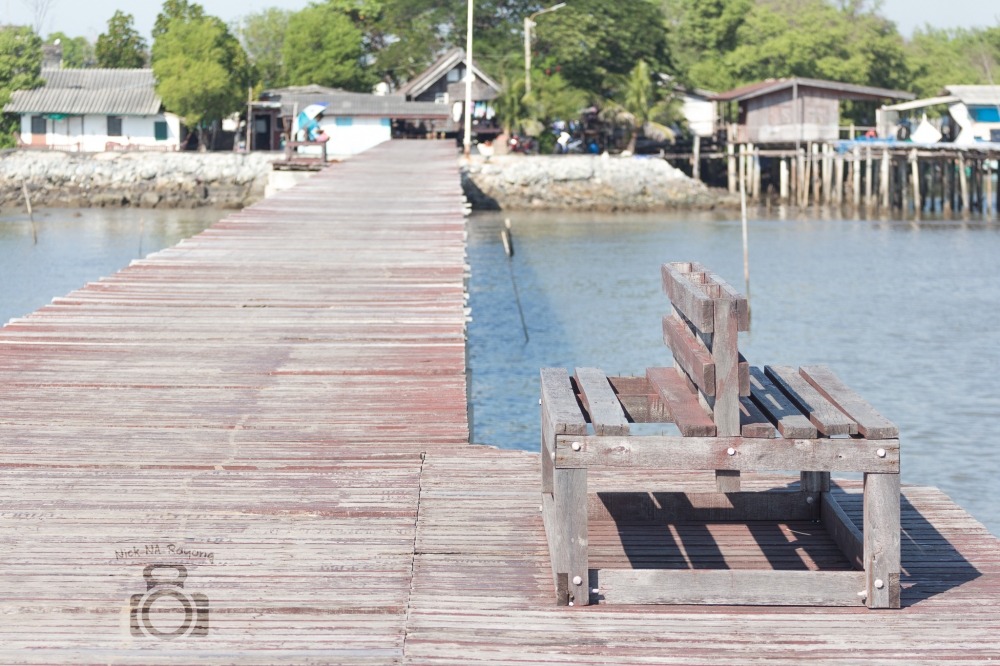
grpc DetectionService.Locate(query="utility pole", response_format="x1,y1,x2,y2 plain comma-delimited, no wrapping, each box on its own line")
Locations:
463,0,474,158
523,2,566,96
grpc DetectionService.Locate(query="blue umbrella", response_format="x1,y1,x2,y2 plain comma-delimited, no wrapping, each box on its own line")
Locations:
297,103,327,140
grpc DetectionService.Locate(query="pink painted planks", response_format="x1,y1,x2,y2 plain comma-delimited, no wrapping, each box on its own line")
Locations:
0,141,468,663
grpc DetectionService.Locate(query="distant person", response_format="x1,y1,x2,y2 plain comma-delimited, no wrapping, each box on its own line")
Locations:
556,131,571,154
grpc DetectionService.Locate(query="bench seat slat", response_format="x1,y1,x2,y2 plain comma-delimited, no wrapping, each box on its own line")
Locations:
765,365,858,437
646,367,716,437
740,396,776,438
748,367,817,439
540,368,588,435
574,367,630,436
799,365,899,439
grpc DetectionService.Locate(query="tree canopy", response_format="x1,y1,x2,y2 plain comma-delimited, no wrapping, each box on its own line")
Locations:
282,2,376,91
47,32,95,68
95,11,148,68
0,25,44,148
234,7,291,89
151,3,254,145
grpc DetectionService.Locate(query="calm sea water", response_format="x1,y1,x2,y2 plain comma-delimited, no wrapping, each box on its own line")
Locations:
0,208,225,326
467,209,1000,537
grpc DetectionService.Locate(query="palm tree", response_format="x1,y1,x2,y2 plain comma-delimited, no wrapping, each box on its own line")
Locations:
601,59,679,153
494,75,531,138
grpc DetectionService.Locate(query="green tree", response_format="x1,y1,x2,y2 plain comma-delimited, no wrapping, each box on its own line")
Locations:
153,0,206,41
493,74,530,136
0,25,44,148
528,70,589,149
532,0,672,97
283,2,375,91
235,7,290,88
601,60,680,153
717,1,910,88
152,11,255,148
662,0,751,92
95,11,148,68
906,26,999,98
47,32,95,68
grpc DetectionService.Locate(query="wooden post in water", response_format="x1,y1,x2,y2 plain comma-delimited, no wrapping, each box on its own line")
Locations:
835,149,844,206
824,143,834,205
752,145,761,201
780,158,789,202
958,153,970,215
865,147,873,210
738,144,746,200
986,159,993,215
801,148,811,207
853,146,862,210
910,149,921,218
21,182,37,245
880,149,891,211
727,143,737,194
943,158,952,216
692,135,701,181
811,144,821,206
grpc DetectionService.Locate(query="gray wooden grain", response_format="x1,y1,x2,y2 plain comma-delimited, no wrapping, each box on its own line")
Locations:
596,569,866,606
822,493,864,570
799,365,899,439
864,472,901,609
555,435,899,473
711,294,742,492
646,367,716,437
749,367,818,439
661,263,715,333
573,367,629,436
661,314,715,396
765,365,858,436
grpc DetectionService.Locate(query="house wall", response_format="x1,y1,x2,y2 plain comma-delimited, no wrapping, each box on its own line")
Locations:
18,113,181,151
681,96,715,137
741,87,839,143
306,116,391,156
413,66,464,104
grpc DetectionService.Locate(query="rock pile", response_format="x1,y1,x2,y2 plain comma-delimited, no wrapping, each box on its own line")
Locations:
0,150,278,209
462,154,734,211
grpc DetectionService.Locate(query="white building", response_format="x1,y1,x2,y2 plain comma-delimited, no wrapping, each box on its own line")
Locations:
250,85,449,156
4,68,181,152
879,85,1000,144
676,87,717,138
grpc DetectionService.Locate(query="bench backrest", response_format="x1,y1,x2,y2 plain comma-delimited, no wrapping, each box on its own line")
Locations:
661,262,749,437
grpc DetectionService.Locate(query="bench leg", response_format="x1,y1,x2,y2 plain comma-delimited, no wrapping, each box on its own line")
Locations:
863,472,901,608
554,467,590,606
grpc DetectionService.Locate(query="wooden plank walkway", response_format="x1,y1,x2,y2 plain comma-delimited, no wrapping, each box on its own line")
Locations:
2,140,1000,663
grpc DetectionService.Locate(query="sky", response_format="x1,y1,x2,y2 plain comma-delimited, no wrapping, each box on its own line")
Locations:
2,0,1000,42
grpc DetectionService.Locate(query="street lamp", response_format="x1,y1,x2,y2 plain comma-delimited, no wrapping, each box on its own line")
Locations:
524,2,566,96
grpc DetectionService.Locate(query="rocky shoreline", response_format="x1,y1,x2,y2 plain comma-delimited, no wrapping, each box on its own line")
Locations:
0,150,278,210
1,147,735,212
461,154,736,211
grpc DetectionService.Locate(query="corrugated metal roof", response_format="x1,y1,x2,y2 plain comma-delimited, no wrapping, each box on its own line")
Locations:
4,68,162,116
712,77,914,102
944,85,1000,107
259,87,449,120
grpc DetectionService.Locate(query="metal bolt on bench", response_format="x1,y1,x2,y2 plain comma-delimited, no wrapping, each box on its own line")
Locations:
540,261,900,608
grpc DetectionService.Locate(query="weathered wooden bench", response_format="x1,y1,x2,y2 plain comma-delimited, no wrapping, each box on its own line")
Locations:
541,261,900,608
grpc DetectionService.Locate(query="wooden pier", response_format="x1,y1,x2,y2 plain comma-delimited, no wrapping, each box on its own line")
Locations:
2,140,1000,663
669,140,1000,216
